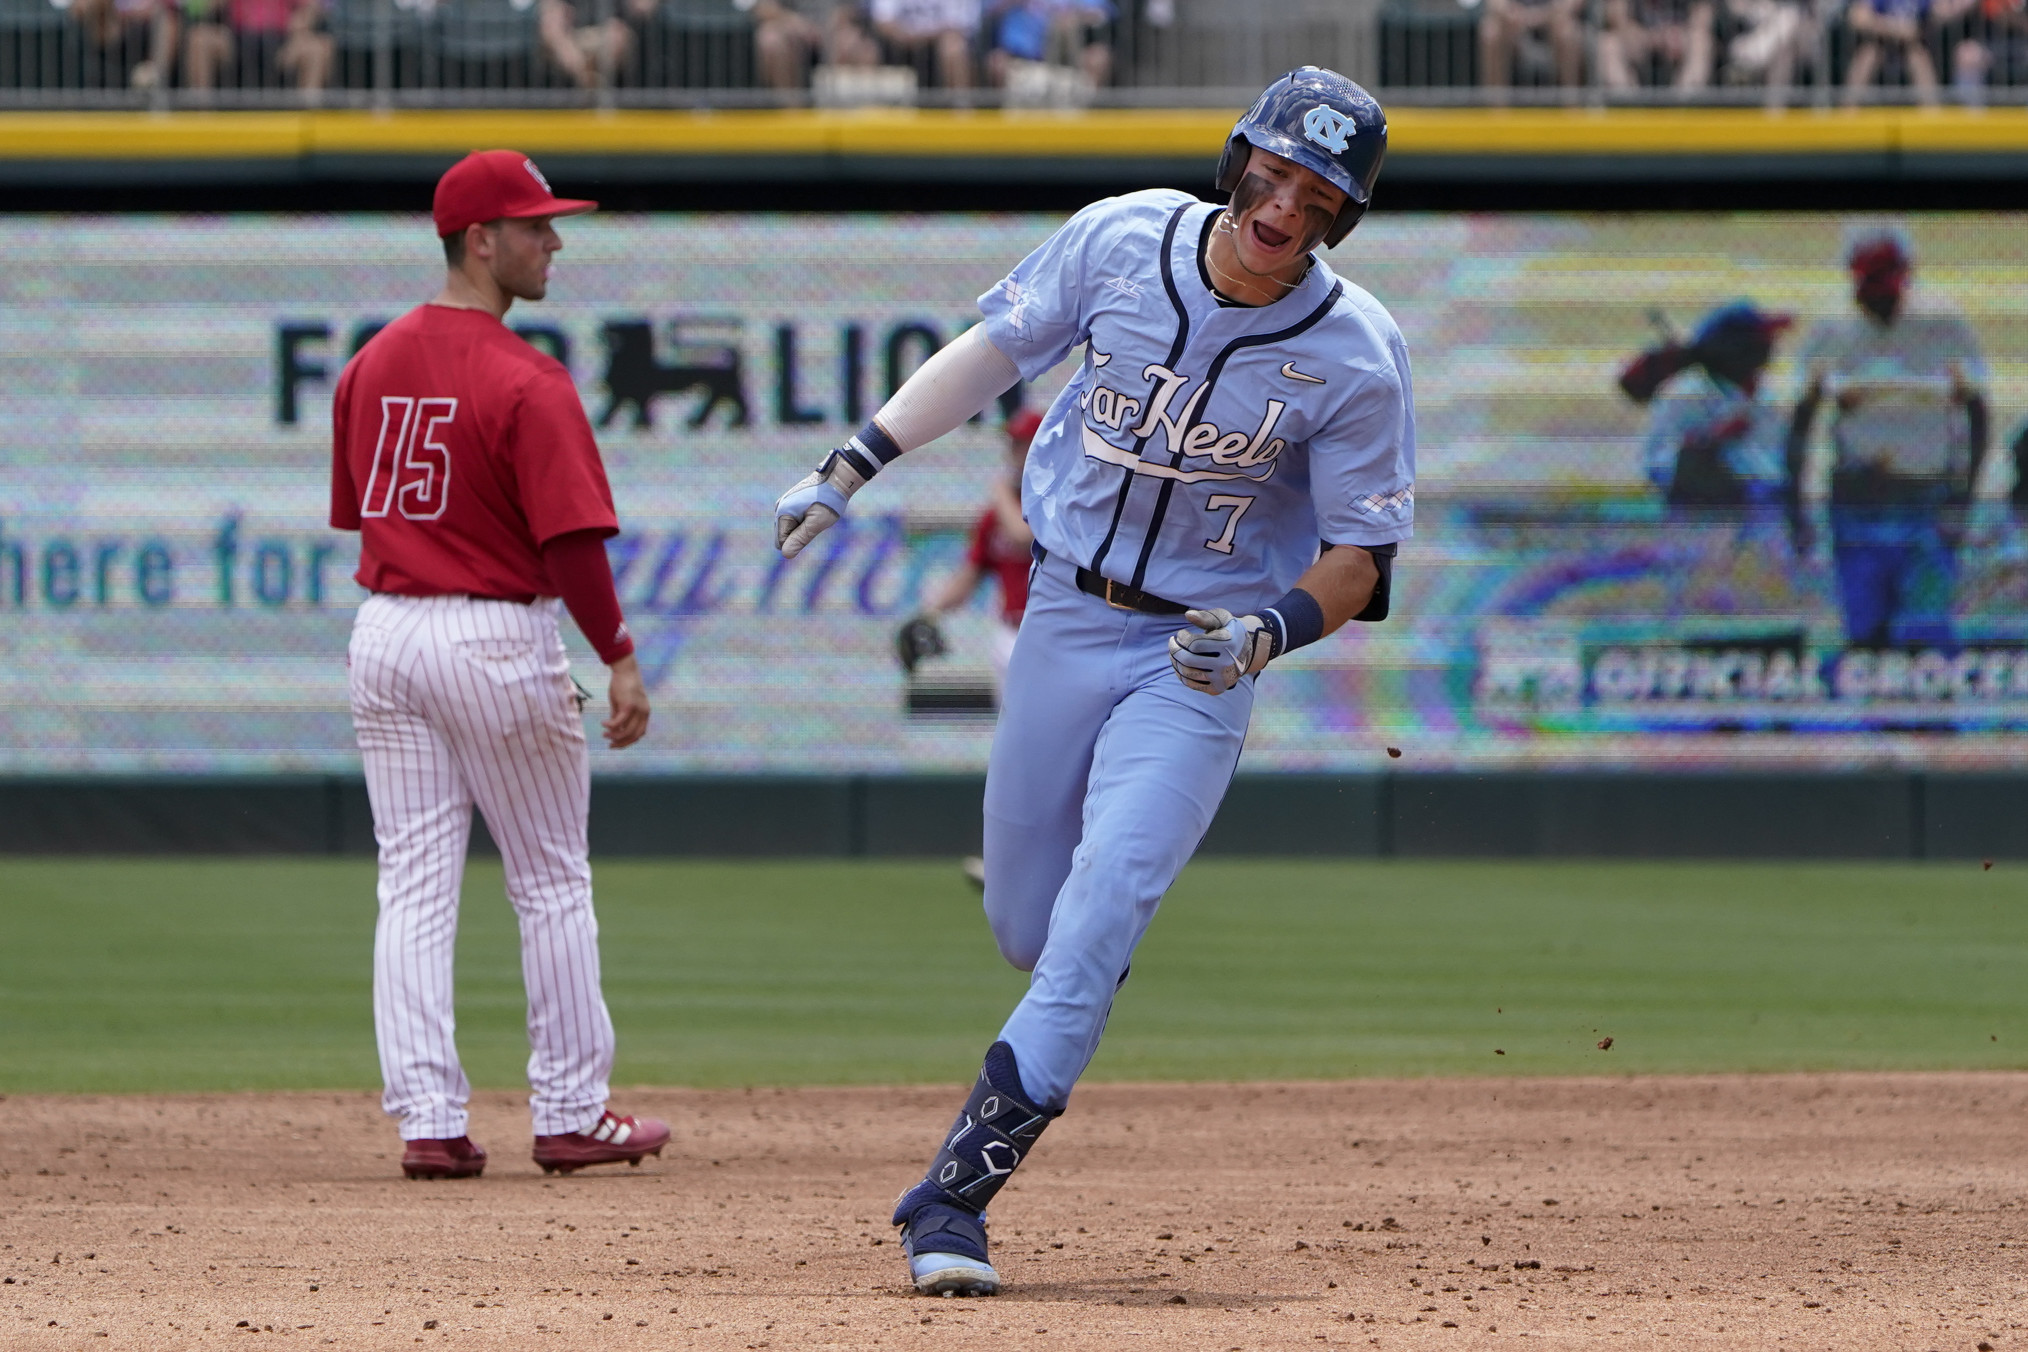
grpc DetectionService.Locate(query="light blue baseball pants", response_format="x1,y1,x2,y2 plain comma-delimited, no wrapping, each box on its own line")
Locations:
983,550,1255,1110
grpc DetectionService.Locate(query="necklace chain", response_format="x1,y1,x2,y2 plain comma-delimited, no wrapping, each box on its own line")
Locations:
1206,209,1308,305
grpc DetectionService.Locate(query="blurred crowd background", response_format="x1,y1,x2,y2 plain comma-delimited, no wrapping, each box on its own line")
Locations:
9,0,2023,110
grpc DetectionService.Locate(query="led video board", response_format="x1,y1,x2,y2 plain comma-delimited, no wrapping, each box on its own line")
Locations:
5,212,2026,774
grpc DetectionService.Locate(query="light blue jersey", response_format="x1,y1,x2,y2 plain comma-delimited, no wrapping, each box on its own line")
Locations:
978,189,1417,613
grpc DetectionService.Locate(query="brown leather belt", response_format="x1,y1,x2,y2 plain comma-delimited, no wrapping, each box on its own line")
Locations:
1072,566,1188,616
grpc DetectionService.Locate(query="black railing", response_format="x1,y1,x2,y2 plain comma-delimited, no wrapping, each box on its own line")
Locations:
0,0,2016,108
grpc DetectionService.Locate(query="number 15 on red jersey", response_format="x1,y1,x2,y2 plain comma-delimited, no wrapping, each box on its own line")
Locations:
362,396,458,521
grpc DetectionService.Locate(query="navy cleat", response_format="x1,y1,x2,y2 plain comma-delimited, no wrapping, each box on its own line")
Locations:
891,1041,1060,1297
898,1197,999,1296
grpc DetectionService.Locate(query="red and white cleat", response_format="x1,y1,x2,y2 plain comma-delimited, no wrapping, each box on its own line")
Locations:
402,1136,488,1180
532,1110,670,1174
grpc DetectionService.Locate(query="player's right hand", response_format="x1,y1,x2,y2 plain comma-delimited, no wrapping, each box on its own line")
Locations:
775,448,869,559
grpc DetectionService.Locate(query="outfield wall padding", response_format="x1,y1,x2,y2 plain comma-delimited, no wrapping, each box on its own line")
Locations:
2,774,2023,859
7,108,2028,192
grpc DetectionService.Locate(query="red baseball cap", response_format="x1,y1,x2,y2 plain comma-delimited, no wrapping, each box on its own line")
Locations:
433,150,597,238
1847,228,1912,280
1006,408,1043,442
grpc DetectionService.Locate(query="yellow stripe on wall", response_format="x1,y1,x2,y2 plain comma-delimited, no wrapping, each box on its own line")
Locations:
1,105,2027,161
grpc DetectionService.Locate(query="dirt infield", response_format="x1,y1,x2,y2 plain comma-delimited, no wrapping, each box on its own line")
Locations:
3,1074,2024,1351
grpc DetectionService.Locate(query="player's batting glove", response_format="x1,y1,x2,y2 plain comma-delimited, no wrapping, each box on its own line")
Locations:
1168,607,1272,696
777,424,908,558
774,455,858,558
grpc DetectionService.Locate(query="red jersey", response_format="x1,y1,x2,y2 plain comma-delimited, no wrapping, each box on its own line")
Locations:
330,304,619,600
967,505,1030,625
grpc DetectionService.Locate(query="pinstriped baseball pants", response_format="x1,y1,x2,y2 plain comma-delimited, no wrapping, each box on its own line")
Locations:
348,592,614,1141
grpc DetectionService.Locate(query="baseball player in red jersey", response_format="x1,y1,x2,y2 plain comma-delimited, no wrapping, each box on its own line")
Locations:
914,408,1040,689
330,149,669,1180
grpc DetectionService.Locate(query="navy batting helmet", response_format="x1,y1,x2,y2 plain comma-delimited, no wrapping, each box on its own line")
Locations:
1215,66,1387,248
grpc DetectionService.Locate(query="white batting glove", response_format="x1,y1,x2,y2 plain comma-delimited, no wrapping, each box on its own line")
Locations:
774,449,870,559
1168,607,1272,696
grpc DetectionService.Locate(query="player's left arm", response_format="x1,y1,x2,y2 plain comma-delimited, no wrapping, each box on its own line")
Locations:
540,529,649,749
1168,542,1392,697
1291,542,1383,631
1171,339,1413,697
514,368,651,749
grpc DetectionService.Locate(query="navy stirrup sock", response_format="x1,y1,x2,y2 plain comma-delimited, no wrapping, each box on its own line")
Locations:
893,1041,1061,1240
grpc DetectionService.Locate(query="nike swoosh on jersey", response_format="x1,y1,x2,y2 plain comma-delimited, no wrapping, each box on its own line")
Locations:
1281,361,1326,384
1080,421,1268,484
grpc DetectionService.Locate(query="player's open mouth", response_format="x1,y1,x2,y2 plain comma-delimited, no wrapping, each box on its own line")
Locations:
1250,219,1292,251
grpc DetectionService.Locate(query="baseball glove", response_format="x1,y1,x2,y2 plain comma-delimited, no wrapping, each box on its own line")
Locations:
894,613,949,673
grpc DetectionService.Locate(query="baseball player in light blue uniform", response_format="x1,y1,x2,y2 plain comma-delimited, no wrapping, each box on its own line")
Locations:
773,67,1414,1298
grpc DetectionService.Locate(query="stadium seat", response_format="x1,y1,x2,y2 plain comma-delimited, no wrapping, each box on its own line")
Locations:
435,0,544,89
646,0,754,90
1379,0,1478,87
326,0,436,90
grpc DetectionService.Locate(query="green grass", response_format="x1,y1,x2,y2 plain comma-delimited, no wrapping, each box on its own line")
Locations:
1,858,2024,1094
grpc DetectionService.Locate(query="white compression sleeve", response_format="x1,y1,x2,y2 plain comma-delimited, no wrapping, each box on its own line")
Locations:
871,325,1023,454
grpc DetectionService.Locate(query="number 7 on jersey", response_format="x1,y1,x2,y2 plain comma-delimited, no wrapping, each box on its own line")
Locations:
362,396,458,521
1203,493,1254,555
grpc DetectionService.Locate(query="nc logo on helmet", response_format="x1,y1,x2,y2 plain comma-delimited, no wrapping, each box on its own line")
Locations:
1302,105,1355,154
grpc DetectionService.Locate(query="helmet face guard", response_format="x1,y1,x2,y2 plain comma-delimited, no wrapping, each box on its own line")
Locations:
1215,66,1388,249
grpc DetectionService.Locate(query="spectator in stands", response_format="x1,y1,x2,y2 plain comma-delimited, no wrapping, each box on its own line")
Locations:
1723,0,1818,104
1932,0,2001,101
245,0,333,96
869,0,978,89
739,0,880,91
1841,0,1942,101
986,0,1111,89
540,0,653,89
1599,0,1715,89
1478,0,1585,93
71,0,173,88
176,0,232,92
178,0,333,98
